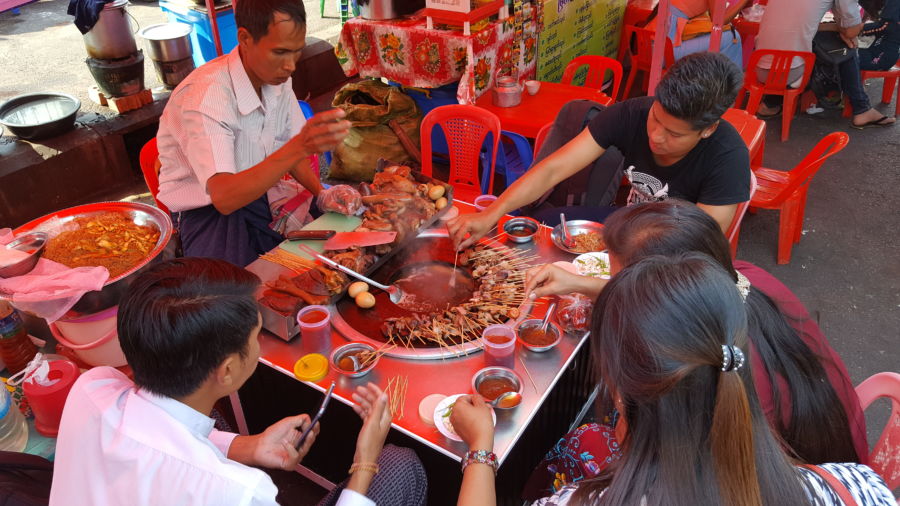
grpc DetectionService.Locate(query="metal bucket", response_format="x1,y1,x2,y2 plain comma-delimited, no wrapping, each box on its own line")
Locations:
139,23,195,88
82,0,138,60
139,23,193,62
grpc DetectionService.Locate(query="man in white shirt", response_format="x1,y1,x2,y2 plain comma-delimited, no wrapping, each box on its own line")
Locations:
156,0,351,266
50,258,411,505
754,0,896,128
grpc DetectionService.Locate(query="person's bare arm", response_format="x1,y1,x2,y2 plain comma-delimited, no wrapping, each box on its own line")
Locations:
447,128,606,249
289,157,324,197
697,202,737,233
207,110,349,215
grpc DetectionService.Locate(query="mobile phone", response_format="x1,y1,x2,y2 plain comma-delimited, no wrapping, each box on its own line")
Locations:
295,381,335,450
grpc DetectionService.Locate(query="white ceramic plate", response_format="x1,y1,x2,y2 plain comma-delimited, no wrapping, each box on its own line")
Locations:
573,251,611,279
433,394,496,442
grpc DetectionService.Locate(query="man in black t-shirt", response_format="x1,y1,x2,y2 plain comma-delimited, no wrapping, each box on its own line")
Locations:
448,52,751,249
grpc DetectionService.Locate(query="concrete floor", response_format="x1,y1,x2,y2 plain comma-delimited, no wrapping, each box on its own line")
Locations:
1,1,898,503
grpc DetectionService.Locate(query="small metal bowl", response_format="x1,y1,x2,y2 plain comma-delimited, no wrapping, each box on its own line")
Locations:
331,341,378,378
471,366,523,409
503,217,540,244
0,232,48,278
516,318,563,352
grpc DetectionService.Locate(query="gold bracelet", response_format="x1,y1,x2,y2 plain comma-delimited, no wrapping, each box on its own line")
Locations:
349,462,380,474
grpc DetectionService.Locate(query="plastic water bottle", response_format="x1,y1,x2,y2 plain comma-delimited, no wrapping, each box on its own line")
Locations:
0,384,28,452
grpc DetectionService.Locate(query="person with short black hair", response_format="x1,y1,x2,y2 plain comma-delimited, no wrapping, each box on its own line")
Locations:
157,0,351,267
49,258,426,506
448,52,750,247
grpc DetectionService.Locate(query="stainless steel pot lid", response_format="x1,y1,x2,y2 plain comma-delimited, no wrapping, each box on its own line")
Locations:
139,23,192,40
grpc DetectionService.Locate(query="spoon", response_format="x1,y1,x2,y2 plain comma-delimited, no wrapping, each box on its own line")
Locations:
540,301,558,333
296,244,404,304
559,213,574,248
490,391,522,409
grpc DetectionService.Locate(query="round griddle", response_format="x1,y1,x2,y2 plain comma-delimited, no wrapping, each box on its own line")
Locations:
330,230,488,360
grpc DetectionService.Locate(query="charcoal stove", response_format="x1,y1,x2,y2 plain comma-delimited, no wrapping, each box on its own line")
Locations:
330,229,521,360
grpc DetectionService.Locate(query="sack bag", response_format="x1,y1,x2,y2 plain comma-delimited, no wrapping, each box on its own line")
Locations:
809,59,845,108
813,31,856,65
331,80,422,182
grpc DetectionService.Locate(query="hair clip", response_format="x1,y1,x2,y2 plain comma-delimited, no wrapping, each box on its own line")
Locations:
721,344,745,372
735,272,751,302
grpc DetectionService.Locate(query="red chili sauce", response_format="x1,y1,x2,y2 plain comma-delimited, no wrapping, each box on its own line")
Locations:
519,326,556,346
484,333,512,345
507,227,533,237
477,377,516,401
300,310,328,324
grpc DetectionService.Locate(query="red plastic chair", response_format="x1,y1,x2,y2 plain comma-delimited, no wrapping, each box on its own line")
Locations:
855,372,900,494
421,105,501,204
749,132,848,264
618,1,655,63
561,55,624,100
139,137,170,215
841,59,900,118
722,108,766,167
725,171,757,259
622,25,675,101
735,49,815,142
533,122,552,160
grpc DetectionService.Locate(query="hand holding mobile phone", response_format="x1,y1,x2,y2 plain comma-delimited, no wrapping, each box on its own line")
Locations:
295,381,335,451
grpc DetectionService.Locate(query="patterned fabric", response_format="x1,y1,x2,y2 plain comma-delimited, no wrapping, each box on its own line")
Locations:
522,423,622,499
798,463,897,506
317,445,427,506
530,463,896,506
336,14,538,103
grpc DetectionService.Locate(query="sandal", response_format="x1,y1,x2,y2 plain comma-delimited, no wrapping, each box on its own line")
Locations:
756,105,782,119
851,115,896,129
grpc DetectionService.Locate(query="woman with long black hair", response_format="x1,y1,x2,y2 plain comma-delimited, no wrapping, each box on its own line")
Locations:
520,200,866,496
450,254,894,506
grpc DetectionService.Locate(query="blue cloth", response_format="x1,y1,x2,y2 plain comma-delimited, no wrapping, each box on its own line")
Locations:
67,0,112,35
175,195,284,267
666,5,744,68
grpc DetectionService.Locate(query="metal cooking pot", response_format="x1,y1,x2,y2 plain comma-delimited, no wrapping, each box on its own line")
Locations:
10,202,175,319
82,0,138,60
0,93,80,141
140,23,193,62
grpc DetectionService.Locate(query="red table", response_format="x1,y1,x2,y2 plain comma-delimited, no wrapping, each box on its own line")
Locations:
475,81,613,138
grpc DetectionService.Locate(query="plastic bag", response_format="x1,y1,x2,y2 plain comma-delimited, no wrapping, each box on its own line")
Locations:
557,294,593,334
316,185,363,215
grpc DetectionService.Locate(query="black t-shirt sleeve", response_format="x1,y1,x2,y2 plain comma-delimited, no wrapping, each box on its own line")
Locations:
587,98,647,150
696,142,751,206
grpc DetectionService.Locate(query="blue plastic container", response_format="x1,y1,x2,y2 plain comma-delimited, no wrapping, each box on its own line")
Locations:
159,0,237,67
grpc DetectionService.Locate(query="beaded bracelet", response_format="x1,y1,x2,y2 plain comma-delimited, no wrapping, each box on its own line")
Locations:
349,462,380,475
461,450,498,474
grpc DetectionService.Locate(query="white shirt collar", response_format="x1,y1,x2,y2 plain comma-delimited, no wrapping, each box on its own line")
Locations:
227,46,284,116
135,389,216,439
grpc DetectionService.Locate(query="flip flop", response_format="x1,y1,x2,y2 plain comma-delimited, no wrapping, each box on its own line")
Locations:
756,105,782,119
851,115,896,129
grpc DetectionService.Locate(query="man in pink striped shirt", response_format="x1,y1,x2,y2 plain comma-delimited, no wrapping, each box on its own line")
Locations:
156,0,350,266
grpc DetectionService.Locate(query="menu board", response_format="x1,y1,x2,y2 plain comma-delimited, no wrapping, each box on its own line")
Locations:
536,0,627,83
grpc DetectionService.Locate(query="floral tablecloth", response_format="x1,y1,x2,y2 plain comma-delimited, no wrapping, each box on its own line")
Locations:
336,12,539,103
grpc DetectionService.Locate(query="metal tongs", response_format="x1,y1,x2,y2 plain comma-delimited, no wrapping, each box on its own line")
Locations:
295,244,404,304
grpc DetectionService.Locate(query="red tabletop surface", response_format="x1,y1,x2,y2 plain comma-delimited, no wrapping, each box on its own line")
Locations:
475,81,613,138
